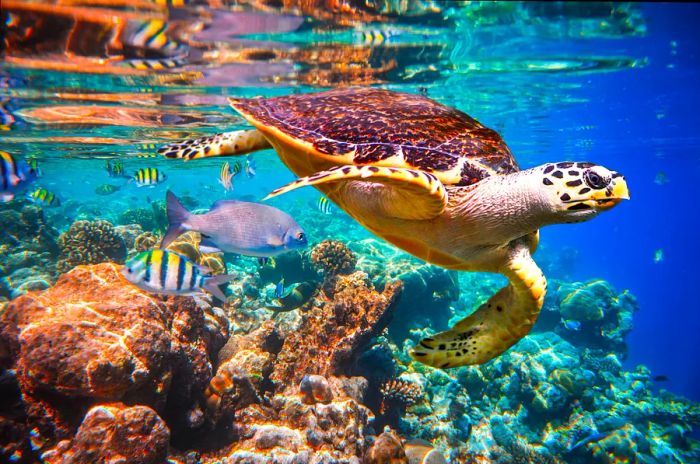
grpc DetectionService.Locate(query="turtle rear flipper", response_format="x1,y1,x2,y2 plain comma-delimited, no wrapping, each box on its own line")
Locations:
158,129,271,160
264,165,448,220
410,237,546,368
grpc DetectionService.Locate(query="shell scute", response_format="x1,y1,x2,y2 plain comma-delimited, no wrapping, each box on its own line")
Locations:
231,88,519,185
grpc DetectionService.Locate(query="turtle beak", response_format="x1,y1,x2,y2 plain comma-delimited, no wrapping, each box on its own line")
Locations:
589,175,630,210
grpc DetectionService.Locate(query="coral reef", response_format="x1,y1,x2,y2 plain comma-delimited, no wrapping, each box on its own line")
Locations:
0,202,59,298
133,230,160,253
271,271,402,386
380,379,424,414
114,224,143,253
42,403,170,464
0,263,228,460
311,239,357,278
56,220,126,273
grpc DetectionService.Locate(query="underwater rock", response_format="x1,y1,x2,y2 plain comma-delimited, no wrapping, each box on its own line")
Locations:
43,403,169,464
311,239,357,278
56,219,126,273
365,429,408,463
0,263,227,450
380,378,424,414
271,271,402,388
257,249,318,285
299,374,334,404
554,279,638,355
117,207,157,232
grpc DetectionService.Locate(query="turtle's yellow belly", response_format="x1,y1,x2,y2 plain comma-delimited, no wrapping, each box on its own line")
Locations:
263,134,474,270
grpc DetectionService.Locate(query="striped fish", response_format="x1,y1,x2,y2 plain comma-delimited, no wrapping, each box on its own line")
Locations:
122,249,235,301
317,196,333,215
356,29,400,46
1,151,39,202
106,159,125,178
126,57,186,71
232,160,242,176
128,20,179,54
28,187,61,207
132,167,167,187
219,162,234,192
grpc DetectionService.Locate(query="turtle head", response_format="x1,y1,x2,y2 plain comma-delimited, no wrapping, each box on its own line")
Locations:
539,162,629,222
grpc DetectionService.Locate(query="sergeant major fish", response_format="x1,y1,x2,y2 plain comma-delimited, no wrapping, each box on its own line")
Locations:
122,249,235,301
28,187,61,207
161,190,308,257
132,167,167,187
1,151,39,202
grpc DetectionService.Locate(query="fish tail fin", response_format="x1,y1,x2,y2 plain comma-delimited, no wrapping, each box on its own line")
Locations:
202,273,237,301
161,190,191,249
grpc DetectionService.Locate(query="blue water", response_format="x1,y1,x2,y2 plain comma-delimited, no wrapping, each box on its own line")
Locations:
2,2,699,461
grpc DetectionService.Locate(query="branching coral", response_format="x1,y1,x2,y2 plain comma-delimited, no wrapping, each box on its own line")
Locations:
380,378,424,414
57,220,126,273
310,239,357,277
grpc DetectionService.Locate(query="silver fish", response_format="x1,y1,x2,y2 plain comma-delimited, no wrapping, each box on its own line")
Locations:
161,190,308,257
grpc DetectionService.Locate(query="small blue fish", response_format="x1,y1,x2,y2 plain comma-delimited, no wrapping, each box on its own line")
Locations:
245,156,257,178
0,151,39,202
161,190,307,257
317,196,333,215
275,278,285,299
562,320,581,331
122,249,235,300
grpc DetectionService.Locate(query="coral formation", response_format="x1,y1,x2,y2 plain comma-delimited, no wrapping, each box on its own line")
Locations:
56,220,126,273
380,379,424,414
42,403,170,464
311,239,357,277
0,263,228,460
0,202,59,298
133,230,160,253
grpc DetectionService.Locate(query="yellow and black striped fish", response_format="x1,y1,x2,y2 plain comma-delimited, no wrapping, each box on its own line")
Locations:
1,151,39,202
106,159,125,177
133,167,167,187
357,29,400,46
126,57,186,71
122,249,235,300
28,187,61,207
317,196,333,215
232,161,242,176
129,19,179,53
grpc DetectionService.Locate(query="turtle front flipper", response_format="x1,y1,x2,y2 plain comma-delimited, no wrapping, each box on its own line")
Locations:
410,237,546,368
158,129,271,160
264,165,448,220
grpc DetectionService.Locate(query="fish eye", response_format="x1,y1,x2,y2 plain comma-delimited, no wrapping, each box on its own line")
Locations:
126,267,133,274
584,170,607,189
296,232,305,241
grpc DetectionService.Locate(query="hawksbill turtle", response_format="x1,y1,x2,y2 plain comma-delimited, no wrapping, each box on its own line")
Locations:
158,88,629,368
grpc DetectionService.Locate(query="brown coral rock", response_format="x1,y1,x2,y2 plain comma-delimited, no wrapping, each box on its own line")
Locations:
366,430,408,464
43,403,169,464
0,263,226,448
133,231,160,252
271,271,402,388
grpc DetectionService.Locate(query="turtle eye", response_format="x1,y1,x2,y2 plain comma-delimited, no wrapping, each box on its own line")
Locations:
584,170,607,189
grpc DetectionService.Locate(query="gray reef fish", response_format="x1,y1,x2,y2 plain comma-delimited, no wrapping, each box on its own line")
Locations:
122,249,235,301
1,150,39,202
161,190,308,257
95,183,122,195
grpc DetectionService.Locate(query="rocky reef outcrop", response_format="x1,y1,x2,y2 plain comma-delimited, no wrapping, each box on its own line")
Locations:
0,263,228,461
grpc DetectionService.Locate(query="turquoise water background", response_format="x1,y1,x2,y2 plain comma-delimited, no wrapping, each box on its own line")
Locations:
2,0,699,406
